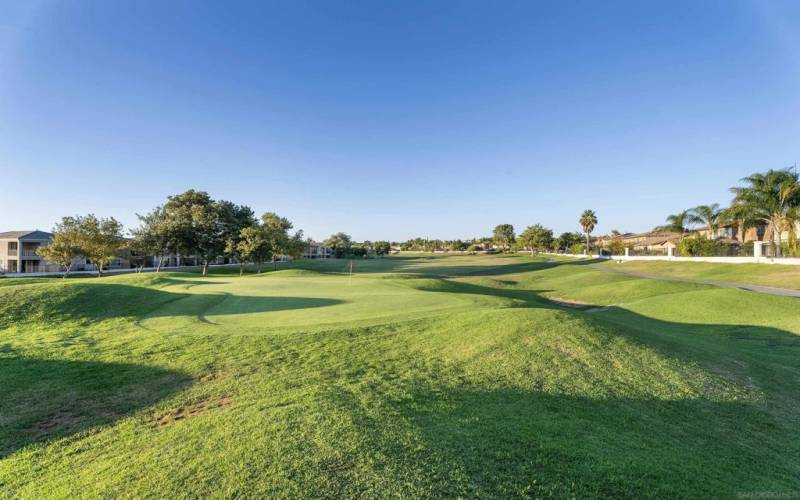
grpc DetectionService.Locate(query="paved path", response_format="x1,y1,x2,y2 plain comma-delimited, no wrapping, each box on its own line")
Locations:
588,264,800,299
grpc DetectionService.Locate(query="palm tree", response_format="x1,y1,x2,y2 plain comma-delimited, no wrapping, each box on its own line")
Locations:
660,210,692,234
688,203,722,239
720,202,758,244
731,168,800,257
579,209,598,254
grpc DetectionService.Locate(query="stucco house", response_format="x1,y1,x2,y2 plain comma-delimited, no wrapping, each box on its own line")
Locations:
0,230,135,274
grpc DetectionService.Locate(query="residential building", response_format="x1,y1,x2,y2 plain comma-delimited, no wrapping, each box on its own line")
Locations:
0,230,135,274
303,241,333,259
0,230,60,273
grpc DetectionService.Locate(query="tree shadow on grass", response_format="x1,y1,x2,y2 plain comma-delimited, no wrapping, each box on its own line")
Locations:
0,356,192,458
320,278,800,497
0,283,344,328
280,256,601,278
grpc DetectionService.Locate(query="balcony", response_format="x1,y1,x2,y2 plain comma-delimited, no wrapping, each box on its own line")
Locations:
21,250,41,258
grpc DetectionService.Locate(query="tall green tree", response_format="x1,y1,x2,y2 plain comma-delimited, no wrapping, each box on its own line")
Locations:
731,168,800,257
579,210,598,253
492,224,515,252
373,241,392,256
131,206,173,272
324,232,353,258
262,212,295,269
689,203,723,239
37,217,83,278
554,232,583,253
518,224,553,255
78,215,126,276
236,224,272,274
720,202,758,243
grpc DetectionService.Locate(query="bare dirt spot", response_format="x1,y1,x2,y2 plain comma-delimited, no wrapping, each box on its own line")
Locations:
33,411,82,433
198,370,228,382
153,396,232,426
546,297,608,313
28,409,117,439
547,297,594,308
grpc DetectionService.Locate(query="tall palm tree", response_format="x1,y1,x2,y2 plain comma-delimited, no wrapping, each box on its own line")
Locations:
579,209,598,253
720,202,758,243
731,168,800,257
688,203,722,239
661,210,692,234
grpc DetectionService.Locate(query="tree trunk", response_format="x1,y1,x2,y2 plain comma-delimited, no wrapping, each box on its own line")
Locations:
63,263,72,279
202,261,208,276
585,232,590,255
240,263,243,277
156,255,162,273
774,222,783,258
530,247,535,256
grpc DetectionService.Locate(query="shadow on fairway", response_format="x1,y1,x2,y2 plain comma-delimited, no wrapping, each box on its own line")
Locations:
0,357,192,458
322,279,800,497
0,283,344,327
270,256,602,278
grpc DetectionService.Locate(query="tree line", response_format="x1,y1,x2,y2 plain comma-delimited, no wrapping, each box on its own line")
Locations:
40,190,306,277
658,167,800,256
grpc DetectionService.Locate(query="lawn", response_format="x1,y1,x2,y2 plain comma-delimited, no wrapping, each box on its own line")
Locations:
596,258,800,291
1,255,799,498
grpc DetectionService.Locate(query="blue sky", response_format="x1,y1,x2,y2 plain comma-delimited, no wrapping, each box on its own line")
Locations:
1,1,799,241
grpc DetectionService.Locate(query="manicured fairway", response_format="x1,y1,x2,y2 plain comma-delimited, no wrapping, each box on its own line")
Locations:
1,255,799,498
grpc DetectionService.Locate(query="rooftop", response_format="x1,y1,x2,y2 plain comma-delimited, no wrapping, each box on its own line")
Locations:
0,230,54,240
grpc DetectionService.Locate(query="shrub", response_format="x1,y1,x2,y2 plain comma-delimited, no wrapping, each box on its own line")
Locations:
678,235,716,257
569,243,585,255
607,239,628,256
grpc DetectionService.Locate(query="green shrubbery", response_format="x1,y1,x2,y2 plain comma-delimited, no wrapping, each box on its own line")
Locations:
607,239,629,256
569,243,585,255
678,235,716,256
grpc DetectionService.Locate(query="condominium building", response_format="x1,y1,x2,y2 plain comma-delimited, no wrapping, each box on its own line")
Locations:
0,230,59,273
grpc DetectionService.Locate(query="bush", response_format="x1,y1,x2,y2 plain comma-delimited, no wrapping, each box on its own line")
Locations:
678,236,715,257
569,243,585,255
607,239,628,256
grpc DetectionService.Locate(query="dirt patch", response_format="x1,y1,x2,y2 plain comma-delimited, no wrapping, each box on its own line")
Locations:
546,297,594,308
197,370,228,382
546,297,608,313
33,411,82,433
152,396,232,426
28,409,117,437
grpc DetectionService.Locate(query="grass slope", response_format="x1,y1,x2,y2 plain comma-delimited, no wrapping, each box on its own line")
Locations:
597,259,800,290
1,255,798,498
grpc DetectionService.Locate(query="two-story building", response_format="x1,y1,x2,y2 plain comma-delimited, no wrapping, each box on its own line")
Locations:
303,241,333,259
0,230,60,273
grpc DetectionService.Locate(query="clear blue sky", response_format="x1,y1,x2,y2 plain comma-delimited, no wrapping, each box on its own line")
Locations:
1,1,799,241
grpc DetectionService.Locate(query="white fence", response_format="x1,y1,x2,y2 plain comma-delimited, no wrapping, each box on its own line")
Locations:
545,241,800,266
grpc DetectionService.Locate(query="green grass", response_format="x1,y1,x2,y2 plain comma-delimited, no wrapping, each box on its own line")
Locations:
598,258,800,290
1,255,799,498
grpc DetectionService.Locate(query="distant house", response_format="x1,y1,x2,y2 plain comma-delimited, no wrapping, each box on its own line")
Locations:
0,230,135,274
303,241,332,259
596,231,683,252
0,230,58,273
